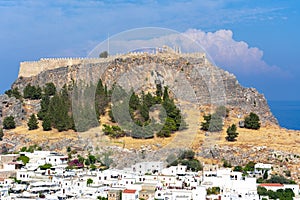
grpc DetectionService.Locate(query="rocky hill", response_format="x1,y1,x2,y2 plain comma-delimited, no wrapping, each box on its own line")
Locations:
11,51,277,126
2,49,300,184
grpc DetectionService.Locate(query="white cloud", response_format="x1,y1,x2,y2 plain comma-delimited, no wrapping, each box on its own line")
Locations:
184,29,289,76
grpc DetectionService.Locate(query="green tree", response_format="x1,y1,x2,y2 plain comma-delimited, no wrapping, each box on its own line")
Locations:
226,124,239,141
17,155,30,165
244,112,261,130
39,163,52,170
3,116,16,129
244,161,255,172
163,86,170,101
222,160,232,168
99,51,108,58
201,114,211,131
47,91,73,132
201,113,223,132
233,166,243,172
208,113,223,132
27,114,39,130
23,84,42,100
102,124,125,138
5,87,22,99
156,83,163,100
215,106,229,118
88,155,97,164
263,170,269,180
44,82,56,96
95,79,110,119
87,178,93,186
38,95,50,120
42,115,52,131
179,150,195,160
0,128,4,141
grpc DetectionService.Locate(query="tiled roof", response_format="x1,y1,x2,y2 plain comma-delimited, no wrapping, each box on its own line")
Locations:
259,183,284,187
123,189,136,194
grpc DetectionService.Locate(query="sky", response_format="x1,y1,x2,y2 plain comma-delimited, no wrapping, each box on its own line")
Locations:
0,0,299,101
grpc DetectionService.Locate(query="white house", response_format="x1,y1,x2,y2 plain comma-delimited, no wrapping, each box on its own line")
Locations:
161,165,187,176
122,189,139,200
254,163,272,175
45,155,68,166
131,161,164,175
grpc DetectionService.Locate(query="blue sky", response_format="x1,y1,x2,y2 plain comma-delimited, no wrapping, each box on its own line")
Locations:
0,0,299,100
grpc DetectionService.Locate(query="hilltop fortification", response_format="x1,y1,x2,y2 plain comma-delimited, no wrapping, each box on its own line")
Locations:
12,49,277,126
19,57,115,78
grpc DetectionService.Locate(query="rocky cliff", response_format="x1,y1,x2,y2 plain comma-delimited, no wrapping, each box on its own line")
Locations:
10,51,278,126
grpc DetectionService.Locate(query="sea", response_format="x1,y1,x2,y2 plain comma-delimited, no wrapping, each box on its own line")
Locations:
269,101,300,130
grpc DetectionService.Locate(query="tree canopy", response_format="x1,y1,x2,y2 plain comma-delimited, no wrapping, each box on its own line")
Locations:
3,116,16,129
27,114,39,130
244,112,260,130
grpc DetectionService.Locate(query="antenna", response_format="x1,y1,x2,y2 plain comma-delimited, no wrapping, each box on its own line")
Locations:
107,33,110,57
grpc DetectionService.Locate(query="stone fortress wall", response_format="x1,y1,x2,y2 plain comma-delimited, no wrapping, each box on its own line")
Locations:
18,57,111,78
18,46,207,78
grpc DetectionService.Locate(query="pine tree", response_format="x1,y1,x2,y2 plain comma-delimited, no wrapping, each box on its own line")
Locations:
3,116,16,129
0,128,4,141
226,124,239,141
42,115,52,131
37,94,50,120
44,82,56,96
244,112,261,130
27,114,39,130
163,86,170,101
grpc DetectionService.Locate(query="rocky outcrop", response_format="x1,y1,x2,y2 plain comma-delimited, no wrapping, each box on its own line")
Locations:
12,52,278,126
0,94,25,126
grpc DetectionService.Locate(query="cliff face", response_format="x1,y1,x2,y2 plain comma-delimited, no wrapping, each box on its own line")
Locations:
10,52,278,126
0,95,24,126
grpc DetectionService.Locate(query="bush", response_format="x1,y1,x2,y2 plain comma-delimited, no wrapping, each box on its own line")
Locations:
3,116,16,129
99,51,108,58
27,114,39,130
102,124,125,138
17,155,30,165
222,159,232,168
39,163,52,170
244,112,260,130
201,113,223,132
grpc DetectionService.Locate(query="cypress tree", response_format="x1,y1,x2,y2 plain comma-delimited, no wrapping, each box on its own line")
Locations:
42,115,52,131
27,114,39,130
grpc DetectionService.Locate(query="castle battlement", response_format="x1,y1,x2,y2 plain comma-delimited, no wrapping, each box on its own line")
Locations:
18,57,116,78
18,49,207,78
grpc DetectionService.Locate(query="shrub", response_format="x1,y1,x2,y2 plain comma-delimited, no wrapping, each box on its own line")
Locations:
17,155,30,165
201,113,223,132
39,163,52,170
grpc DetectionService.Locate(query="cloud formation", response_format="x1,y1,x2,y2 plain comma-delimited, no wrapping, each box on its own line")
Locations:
184,29,289,76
